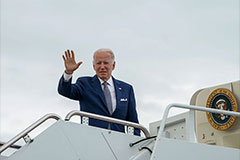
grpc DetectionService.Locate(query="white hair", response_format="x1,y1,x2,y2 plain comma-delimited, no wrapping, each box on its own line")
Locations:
93,48,115,62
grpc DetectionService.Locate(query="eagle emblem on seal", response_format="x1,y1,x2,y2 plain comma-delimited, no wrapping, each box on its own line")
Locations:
206,88,238,131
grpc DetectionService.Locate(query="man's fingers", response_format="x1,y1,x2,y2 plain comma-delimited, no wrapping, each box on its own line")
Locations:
78,61,83,66
62,49,82,73
64,49,74,59
62,55,66,61
76,61,83,68
71,50,75,60
63,49,78,63
67,49,71,59
65,51,69,59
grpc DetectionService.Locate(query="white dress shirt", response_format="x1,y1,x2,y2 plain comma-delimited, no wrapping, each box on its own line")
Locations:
63,72,72,82
63,72,117,112
98,77,116,112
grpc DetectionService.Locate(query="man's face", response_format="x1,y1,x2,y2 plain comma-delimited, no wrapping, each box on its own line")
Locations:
93,51,115,81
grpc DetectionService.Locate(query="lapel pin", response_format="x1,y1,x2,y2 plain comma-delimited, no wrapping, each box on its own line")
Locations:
119,88,122,90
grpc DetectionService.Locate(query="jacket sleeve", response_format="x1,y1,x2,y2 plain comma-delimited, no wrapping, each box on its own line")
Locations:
127,86,140,136
57,75,82,100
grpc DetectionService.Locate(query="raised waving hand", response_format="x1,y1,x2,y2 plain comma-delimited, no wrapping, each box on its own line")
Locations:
62,49,83,74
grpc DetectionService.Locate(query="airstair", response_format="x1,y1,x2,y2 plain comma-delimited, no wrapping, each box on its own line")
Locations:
1,103,240,160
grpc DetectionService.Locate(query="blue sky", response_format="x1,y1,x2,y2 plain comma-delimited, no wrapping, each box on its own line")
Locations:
1,0,239,144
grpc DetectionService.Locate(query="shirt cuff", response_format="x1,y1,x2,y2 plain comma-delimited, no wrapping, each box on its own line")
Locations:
63,71,72,82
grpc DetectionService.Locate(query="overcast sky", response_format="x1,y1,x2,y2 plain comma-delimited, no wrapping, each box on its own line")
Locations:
1,0,239,143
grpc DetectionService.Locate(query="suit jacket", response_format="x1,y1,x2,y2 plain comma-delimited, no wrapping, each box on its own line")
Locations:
58,75,140,135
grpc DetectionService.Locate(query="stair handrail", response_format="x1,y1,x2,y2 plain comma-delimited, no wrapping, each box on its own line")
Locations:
158,103,240,139
65,110,150,137
0,141,21,149
0,113,61,154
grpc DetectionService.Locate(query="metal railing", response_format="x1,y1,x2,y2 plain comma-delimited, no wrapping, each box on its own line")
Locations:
0,113,61,154
5,104,236,153
65,110,151,137
0,142,21,149
158,103,240,141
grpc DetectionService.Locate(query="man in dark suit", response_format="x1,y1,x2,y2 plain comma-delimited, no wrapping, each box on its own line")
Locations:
58,48,140,135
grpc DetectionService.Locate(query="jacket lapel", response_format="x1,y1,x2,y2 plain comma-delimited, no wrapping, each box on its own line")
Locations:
91,75,107,107
112,77,122,112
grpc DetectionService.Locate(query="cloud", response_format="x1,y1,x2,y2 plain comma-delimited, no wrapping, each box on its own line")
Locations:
1,0,239,143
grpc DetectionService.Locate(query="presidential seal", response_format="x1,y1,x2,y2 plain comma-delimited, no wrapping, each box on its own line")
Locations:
206,88,238,131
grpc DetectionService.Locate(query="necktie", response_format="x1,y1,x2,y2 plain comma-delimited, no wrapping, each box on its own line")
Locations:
103,82,113,115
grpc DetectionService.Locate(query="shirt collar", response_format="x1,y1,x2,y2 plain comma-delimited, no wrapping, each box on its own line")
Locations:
98,76,114,87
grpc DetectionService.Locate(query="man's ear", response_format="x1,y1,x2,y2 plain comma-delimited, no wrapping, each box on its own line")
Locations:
112,61,116,70
93,64,96,71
